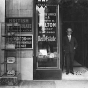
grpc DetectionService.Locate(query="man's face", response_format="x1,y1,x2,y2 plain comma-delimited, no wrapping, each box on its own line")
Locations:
67,31,72,36
67,28,72,36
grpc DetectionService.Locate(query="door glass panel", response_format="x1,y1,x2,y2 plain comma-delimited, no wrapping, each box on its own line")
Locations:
36,5,58,68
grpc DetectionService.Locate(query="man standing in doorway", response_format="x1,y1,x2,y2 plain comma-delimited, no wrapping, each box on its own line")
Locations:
63,28,78,75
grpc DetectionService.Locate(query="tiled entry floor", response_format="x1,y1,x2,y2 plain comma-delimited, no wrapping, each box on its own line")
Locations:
62,67,88,80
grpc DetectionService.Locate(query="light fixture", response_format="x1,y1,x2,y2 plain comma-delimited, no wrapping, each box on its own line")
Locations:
74,0,78,3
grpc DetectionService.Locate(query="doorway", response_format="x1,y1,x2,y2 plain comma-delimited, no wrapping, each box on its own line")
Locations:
61,0,88,67
60,1,88,80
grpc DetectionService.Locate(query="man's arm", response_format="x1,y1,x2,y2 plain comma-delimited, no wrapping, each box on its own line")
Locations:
74,37,78,49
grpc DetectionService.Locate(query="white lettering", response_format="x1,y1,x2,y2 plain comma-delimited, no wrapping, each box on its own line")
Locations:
48,13,56,16
45,20,51,22
42,0,45,2
45,23,56,27
21,24,31,28
38,0,41,1
8,19,29,23
38,36,56,41
38,0,48,2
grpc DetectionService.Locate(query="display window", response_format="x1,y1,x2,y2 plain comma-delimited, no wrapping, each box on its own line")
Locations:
36,5,59,68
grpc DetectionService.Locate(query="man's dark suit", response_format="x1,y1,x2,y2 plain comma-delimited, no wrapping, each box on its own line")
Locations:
63,36,78,73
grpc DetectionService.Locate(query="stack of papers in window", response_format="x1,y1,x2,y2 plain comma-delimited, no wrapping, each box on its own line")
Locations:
39,49,47,56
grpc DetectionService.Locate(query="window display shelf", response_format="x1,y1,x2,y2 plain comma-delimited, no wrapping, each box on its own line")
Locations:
0,73,18,77
0,62,17,64
0,23,21,86
1,49,17,50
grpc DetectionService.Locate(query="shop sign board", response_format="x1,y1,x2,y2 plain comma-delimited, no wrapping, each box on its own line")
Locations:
36,0,59,5
5,17,32,32
15,35,33,49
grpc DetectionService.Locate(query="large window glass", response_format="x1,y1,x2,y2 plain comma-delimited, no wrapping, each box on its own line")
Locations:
36,5,59,68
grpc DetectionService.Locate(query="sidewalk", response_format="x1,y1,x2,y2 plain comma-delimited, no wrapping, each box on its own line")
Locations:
55,80,88,88
0,80,88,88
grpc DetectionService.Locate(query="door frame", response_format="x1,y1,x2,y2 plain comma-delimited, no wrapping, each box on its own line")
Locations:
33,0,62,80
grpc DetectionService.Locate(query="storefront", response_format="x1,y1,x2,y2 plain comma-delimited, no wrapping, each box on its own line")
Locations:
1,0,88,85
33,0,62,80
0,0,62,83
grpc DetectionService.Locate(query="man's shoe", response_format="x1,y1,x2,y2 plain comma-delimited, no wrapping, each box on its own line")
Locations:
66,72,69,75
70,71,74,75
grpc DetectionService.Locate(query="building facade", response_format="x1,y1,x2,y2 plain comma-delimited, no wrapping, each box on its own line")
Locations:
0,0,88,82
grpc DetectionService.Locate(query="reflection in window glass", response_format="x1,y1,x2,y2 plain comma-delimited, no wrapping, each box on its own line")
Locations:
36,5,58,68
